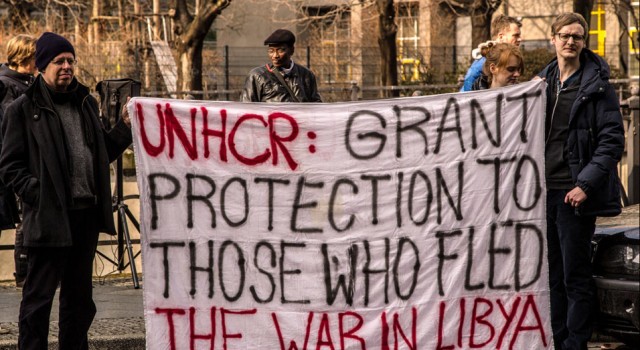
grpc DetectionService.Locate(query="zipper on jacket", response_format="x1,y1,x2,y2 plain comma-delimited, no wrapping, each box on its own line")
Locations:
545,81,563,145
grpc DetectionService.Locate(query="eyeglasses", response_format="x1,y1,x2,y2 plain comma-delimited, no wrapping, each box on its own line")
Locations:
555,33,585,43
267,48,287,55
50,58,77,66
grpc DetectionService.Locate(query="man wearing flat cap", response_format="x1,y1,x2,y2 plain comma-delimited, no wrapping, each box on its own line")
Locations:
0,32,132,350
241,28,322,102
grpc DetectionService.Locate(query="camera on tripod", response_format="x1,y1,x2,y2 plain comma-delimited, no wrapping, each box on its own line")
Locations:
96,79,141,130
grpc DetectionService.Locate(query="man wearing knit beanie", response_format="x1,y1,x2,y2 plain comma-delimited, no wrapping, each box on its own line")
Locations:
35,32,77,91
0,32,133,350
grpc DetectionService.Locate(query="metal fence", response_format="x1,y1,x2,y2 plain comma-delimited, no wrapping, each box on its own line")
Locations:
74,42,634,102
75,43,475,101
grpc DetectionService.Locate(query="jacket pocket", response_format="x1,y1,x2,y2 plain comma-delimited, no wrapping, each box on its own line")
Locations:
576,129,592,163
21,177,40,211
579,170,622,217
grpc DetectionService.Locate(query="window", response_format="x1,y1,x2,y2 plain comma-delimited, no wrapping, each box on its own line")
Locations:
589,3,606,56
629,2,639,78
396,1,420,82
304,6,351,83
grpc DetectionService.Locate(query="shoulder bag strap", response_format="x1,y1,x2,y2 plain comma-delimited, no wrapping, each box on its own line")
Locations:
268,64,301,102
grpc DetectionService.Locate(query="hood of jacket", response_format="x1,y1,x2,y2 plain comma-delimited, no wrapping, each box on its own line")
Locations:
539,48,611,123
0,63,34,86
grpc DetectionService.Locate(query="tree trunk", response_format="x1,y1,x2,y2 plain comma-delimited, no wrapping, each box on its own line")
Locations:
573,0,594,45
153,0,161,40
177,39,204,96
439,0,503,47
92,0,101,44
376,0,399,97
470,10,492,48
172,0,231,99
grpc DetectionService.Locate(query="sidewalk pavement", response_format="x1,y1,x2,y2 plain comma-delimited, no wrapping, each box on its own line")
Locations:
0,274,629,350
0,275,145,350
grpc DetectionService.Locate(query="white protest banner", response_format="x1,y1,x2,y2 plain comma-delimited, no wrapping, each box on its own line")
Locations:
129,80,550,350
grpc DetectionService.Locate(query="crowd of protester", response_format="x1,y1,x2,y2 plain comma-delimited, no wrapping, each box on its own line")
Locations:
0,12,628,350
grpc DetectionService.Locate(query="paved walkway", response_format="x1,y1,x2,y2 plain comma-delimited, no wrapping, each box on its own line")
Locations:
0,274,629,349
0,276,145,350
0,267,633,350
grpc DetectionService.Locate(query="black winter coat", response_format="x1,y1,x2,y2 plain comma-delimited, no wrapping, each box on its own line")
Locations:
0,76,132,247
471,74,490,91
241,63,322,103
0,63,33,112
539,48,625,216
0,63,33,229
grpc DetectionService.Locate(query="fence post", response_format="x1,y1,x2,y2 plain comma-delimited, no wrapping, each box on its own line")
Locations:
350,81,360,101
224,45,230,101
307,46,311,69
452,45,457,73
627,96,639,204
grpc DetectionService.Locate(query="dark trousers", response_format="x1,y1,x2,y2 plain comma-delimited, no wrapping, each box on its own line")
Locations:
546,189,596,350
18,208,100,350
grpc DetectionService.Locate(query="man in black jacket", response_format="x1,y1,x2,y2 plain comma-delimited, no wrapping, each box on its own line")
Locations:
241,29,322,103
538,13,624,350
0,34,37,289
0,32,132,350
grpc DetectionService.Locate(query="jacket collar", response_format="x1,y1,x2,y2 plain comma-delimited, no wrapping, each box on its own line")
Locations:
541,48,610,98
266,61,297,76
25,75,90,110
0,63,34,85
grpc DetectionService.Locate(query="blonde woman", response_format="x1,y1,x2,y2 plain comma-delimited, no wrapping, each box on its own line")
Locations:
0,34,37,290
0,34,37,110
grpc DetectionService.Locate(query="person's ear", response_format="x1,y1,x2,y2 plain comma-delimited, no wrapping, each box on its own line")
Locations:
289,45,295,56
489,63,498,75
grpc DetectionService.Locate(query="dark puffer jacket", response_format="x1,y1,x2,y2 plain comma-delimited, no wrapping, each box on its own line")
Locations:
538,48,625,216
241,63,322,103
0,63,34,112
471,74,490,91
0,63,33,229
0,76,132,247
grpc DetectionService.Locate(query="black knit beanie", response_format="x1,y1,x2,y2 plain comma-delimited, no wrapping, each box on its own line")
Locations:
35,32,75,71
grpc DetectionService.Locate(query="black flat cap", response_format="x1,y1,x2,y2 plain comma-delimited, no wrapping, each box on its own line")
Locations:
264,29,295,46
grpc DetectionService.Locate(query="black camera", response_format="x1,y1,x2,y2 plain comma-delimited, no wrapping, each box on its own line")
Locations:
96,79,141,129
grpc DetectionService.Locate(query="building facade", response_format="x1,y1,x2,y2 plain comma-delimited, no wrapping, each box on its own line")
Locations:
215,0,638,94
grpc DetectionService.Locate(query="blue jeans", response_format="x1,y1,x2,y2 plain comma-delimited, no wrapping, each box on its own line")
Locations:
546,189,596,350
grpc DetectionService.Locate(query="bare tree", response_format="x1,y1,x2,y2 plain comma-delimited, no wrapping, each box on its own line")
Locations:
375,0,399,96
170,0,232,97
573,0,594,44
440,0,503,48
241,0,400,94
610,0,639,75
1,0,86,34
1,0,39,32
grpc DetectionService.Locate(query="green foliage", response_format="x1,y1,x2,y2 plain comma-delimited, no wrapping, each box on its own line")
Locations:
522,48,556,80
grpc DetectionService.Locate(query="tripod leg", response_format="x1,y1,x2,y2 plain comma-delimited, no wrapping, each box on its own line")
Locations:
124,206,140,232
119,204,140,289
